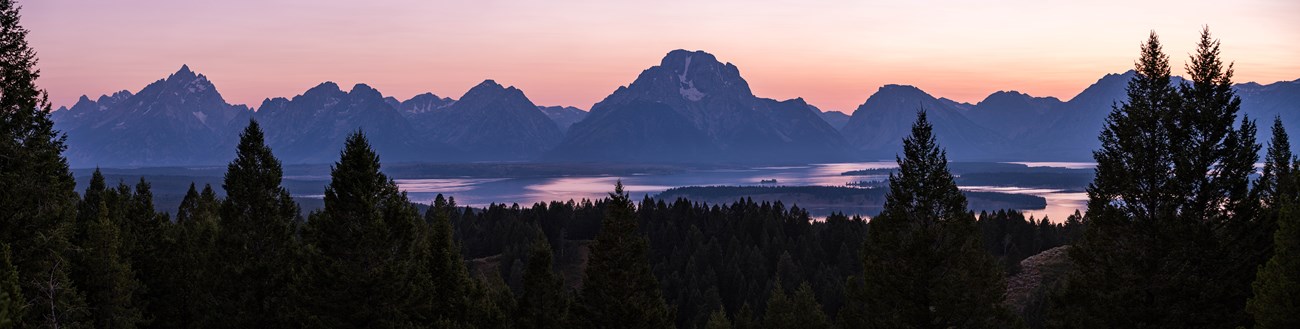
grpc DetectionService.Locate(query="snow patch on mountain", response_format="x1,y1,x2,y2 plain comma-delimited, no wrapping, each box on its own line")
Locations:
677,56,705,101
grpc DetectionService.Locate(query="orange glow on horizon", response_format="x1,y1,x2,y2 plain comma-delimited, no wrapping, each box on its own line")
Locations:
21,0,1300,113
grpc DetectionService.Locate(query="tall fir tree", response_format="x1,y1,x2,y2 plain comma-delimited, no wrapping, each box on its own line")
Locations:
78,201,143,329
731,303,757,329
0,244,24,329
517,231,570,329
1047,29,1262,328
577,182,674,329
417,194,475,326
1247,118,1300,328
842,110,1017,329
212,120,302,328
1258,117,1295,209
152,183,222,328
762,281,829,329
704,308,732,329
299,131,426,327
125,178,168,329
0,0,89,326
1248,194,1300,328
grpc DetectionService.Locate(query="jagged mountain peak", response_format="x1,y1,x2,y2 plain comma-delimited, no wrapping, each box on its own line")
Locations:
985,90,1028,99
174,64,194,78
475,79,503,89
979,90,1062,106
552,50,848,163
166,64,204,85
656,49,749,101
98,90,133,103
461,79,526,103
660,49,723,69
875,84,929,95
306,81,343,95
349,83,381,98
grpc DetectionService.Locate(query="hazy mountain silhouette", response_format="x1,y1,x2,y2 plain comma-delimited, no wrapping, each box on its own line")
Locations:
409,80,564,160
254,82,457,164
547,49,850,163
840,84,1005,160
537,105,588,132
968,91,1064,140
54,65,252,167
49,58,1300,167
815,107,851,130
396,92,455,117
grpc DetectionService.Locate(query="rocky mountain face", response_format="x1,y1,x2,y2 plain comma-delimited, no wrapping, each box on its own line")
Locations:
816,108,851,130
407,80,564,160
537,106,588,132
396,92,455,117
840,84,1005,160
968,91,1065,140
548,50,850,163
254,82,455,164
54,65,252,167
49,58,1300,167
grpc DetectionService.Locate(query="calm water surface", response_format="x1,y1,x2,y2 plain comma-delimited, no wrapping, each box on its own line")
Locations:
382,162,1089,222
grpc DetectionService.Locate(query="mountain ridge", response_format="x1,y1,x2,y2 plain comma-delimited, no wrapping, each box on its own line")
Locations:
51,56,1300,167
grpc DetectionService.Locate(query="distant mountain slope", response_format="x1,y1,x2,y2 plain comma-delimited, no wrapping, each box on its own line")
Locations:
816,108,851,130
841,84,1005,160
54,65,252,167
409,80,563,160
538,105,588,132
255,82,456,164
397,92,455,117
1007,71,1135,160
967,90,1064,140
548,49,851,163
48,58,1300,166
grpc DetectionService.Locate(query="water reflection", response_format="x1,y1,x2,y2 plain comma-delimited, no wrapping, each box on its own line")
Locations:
391,162,1092,223
958,186,1088,222
1008,162,1097,169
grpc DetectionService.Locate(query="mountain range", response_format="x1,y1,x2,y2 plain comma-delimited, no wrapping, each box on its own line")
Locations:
52,51,1300,167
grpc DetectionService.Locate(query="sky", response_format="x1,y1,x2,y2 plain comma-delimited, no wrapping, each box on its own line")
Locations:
22,0,1300,113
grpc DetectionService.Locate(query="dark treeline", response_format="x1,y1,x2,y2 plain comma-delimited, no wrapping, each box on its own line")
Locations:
2,0,1299,327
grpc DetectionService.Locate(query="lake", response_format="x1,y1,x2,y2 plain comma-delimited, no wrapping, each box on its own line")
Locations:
386,162,1091,222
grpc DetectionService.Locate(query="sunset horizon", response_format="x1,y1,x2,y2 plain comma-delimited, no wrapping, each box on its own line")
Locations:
25,0,1300,112
6,1,1300,328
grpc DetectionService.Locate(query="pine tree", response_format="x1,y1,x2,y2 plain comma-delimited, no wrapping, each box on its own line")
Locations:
517,231,570,329
1047,29,1261,328
416,194,475,326
124,178,169,329
0,0,88,326
0,244,25,329
300,131,426,327
843,110,1017,328
212,120,302,327
1258,117,1294,209
732,303,757,329
763,281,829,329
1247,118,1300,328
577,182,674,329
466,275,516,329
153,183,221,328
1248,199,1300,328
704,308,732,329
761,280,792,329
791,283,830,329
79,200,143,329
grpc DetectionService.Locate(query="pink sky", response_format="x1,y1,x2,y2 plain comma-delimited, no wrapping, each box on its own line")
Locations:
22,0,1300,113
